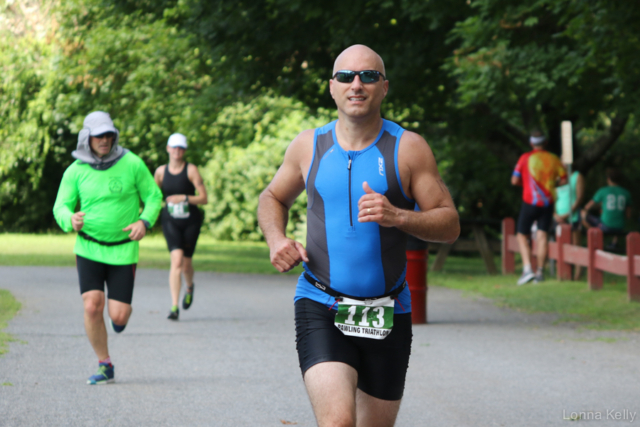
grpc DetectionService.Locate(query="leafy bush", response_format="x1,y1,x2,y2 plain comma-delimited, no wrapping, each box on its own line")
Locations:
200,95,334,241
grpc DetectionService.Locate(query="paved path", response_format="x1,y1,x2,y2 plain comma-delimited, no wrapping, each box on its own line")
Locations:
0,266,639,426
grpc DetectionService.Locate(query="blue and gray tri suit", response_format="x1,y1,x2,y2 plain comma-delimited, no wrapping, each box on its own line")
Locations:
295,119,416,314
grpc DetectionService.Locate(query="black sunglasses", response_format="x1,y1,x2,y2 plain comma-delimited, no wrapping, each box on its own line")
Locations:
93,132,116,139
333,70,386,84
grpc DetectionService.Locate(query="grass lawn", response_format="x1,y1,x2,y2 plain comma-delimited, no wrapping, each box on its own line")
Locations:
0,290,20,356
0,232,302,275
0,233,639,332
429,255,640,331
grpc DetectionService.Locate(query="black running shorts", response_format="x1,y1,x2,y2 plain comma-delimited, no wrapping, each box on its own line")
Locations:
161,209,203,258
585,214,624,235
76,255,136,304
294,298,412,401
517,201,554,234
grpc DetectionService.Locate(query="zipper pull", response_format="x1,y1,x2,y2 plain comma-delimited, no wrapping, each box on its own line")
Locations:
348,158,352,170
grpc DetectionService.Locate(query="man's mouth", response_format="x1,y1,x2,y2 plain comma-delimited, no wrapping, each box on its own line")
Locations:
348,96,366,102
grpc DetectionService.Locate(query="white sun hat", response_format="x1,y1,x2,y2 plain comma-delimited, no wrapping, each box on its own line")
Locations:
167,133,188,149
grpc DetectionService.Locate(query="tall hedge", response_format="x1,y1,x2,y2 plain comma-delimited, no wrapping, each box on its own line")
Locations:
200,96,334,241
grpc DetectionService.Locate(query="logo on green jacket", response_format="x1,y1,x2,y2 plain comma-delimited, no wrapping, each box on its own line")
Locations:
109,178,123,194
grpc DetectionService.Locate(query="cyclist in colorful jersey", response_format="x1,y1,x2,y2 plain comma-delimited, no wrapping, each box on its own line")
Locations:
53,111,162,384
581,168,632,247
258,45,460,426
154,133,208,320
512,130,567,285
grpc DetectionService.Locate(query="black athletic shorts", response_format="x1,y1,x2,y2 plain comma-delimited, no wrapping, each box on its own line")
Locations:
76,255,136,304
585,214,624,235
294,298,412,401
517,201,554,234
161,208,203,258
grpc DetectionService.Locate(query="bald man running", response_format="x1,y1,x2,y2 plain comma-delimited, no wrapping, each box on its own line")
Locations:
258,45,459,426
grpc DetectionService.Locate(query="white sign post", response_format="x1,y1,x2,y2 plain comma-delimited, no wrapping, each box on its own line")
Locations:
561,121,574,224
561,121,573,165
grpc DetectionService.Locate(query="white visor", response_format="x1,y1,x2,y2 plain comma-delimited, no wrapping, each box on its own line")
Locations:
530,135,546,144
168,133,188,149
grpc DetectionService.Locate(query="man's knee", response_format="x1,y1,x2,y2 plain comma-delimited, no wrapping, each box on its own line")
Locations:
170,250,184,269
109,302,131,325
83,292,105,318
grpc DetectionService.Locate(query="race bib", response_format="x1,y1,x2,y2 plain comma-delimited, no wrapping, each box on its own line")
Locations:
167,201,190,219
334,297,395,340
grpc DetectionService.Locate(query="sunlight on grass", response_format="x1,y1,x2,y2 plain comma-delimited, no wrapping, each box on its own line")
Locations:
0,233,301,275
428,255,640,331
1,234,638,330
0,289,21,356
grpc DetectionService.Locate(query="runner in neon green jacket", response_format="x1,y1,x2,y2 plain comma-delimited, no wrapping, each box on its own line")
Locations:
54,147,162,265
52,111,162,385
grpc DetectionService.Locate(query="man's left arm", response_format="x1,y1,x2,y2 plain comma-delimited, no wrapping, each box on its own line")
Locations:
124,159,163,240
357,131,460,243
137,160,163,228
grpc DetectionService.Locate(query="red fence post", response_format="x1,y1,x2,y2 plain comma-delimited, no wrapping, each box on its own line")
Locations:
556,224,572,281
406,249,428,324
502,218,515,274
627,232,640,302
588,228,603,290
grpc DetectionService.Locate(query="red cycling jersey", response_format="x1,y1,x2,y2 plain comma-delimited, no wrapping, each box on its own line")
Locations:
513,149,566,207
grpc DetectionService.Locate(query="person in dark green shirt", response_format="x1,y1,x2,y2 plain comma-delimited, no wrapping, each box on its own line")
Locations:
581,169,632,247
53,111,162,385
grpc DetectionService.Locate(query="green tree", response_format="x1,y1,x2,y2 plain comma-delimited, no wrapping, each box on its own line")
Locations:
446,0,640,171
200,95,334,241
0,0,227,230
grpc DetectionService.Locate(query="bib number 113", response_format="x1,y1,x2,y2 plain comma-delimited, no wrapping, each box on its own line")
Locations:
344,305,386,328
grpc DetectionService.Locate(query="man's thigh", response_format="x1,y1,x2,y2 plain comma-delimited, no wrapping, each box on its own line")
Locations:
355,388,403,427
105,263,137,304
77,255,107,295
304,361,358,426
295,298,412,401
353,312,412,401
536,205,555,233
517,202,538,235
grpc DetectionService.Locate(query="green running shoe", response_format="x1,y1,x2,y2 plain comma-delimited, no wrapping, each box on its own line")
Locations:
167,307,179,320
87,363,114,385
182,284,194,310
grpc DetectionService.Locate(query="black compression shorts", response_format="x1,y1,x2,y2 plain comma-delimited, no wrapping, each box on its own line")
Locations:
76,255,136,304
517,201,554,234
294,298,412,401
161,209,203,258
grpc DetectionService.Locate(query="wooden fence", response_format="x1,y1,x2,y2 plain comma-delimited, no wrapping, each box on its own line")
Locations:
501,217,640,302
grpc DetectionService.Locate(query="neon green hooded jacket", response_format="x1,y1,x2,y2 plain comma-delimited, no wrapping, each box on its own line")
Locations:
53,151,162,265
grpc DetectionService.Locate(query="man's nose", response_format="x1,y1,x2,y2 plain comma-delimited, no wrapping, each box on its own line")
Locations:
350,75,364,89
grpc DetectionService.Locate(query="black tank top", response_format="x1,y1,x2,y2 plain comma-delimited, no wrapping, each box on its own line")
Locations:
161,163,201,223
162,163,195,198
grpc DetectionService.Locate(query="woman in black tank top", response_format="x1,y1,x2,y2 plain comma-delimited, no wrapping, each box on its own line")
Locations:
154,133,208,321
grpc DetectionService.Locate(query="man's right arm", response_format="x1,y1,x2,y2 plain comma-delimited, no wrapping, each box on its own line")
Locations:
52,168,79,232
257,130,313,273
511,155,524,186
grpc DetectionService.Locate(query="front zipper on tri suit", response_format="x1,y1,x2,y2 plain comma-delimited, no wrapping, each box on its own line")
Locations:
347,154,353,227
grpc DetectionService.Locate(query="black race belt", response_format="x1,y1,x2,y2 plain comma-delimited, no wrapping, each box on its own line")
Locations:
303,272,406,302
79,231,132,246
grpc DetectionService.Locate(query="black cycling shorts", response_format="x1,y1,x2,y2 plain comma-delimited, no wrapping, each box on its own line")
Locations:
585,214,624,235
76,255,136,304
294,298,412,401
161,209,203,258
517,201,554,234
